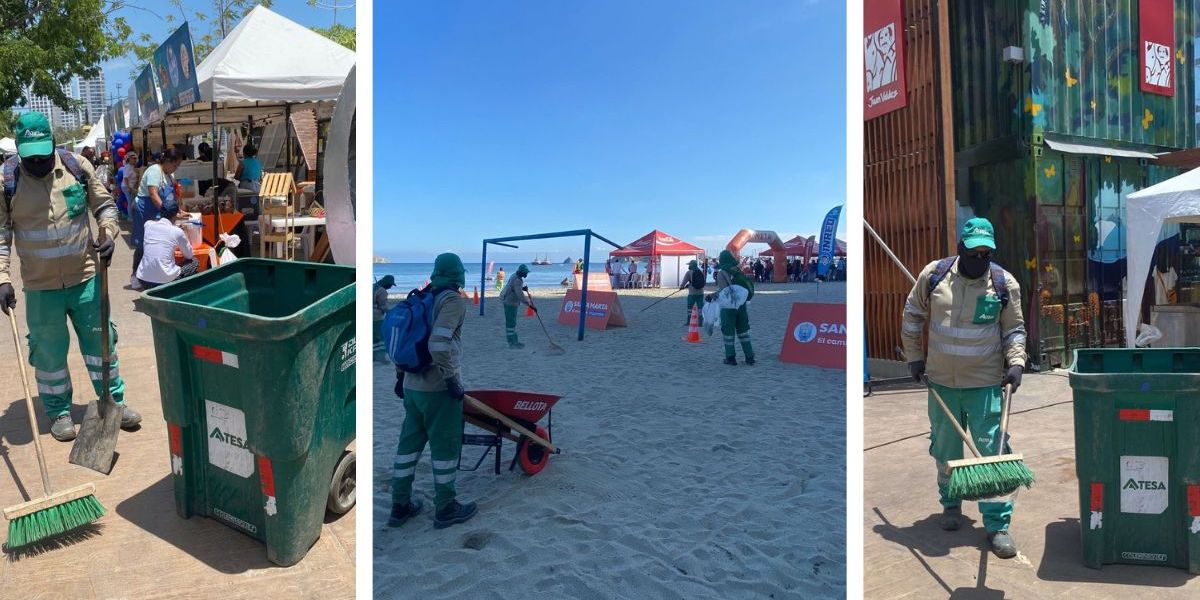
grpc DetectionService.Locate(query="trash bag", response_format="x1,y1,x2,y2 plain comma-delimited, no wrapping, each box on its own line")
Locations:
702,299,721,336
717,285,749,310
1135,323,1163,348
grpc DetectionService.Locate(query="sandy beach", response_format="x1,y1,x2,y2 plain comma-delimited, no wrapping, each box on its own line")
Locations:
373,281,846,598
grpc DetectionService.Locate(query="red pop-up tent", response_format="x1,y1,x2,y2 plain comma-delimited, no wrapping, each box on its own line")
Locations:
610,229,704,287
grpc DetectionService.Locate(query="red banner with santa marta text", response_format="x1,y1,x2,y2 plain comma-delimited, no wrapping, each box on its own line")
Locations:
780,303,846,369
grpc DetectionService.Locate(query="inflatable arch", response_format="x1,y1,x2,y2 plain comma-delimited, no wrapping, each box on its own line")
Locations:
726,229,788,283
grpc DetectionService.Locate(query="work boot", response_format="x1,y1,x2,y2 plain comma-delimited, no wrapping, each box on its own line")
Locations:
433,500,478,529
745,356,756,366
387,497,423,528
939,506,962,531
50,414,77,442
723,357,738,366
120,404,143,430
988,531,1017,559
508,342,525,349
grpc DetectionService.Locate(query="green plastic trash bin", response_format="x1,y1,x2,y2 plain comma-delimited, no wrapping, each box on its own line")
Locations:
137,259,356,566
1069,348,1200,573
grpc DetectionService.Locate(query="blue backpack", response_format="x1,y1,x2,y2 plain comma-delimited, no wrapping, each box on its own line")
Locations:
383,287,446,373
2,150,89,210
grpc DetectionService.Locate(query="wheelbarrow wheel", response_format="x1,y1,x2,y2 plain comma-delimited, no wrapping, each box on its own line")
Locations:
517,427,551,475
327,450,356,515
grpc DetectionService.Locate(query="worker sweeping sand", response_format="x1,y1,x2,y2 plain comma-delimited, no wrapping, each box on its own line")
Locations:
373,281,846,598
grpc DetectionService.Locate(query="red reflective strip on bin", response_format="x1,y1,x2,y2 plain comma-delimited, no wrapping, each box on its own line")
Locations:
1118,409,1173,422
192,345,239,368
1090,482,1104,511
257,455,275,497
1189,486,1200,517
168,423,182,456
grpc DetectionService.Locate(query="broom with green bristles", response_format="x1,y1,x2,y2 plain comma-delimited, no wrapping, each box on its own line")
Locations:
3,310,105,548
928,382,1035,501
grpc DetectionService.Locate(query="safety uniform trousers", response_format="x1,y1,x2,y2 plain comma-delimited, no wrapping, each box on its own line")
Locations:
25,277,125,418
927,381,1013,532
503,304,519,346
686,293,704,326
720,305,754,360
392,389,463,509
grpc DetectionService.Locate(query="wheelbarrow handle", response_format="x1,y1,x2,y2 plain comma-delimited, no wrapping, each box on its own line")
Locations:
464,395,560,454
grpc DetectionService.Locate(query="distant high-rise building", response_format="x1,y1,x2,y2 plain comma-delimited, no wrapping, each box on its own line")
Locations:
23,82,80,130
14,73,107,132
76,74,106,126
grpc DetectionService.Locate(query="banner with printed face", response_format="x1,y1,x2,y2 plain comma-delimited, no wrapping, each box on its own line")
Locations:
864,0,907,119
135,65,161,125
557,289,627,330
780,303,846,369
153,23,201,113
1140,0,1175,96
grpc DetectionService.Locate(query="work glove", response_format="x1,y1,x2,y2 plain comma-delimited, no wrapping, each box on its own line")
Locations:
444,376,465,401
705,293,716,302
529,305,538,314
1003,365,1024,394
908,360,926,383
0,283,14,314
94,237,116,267
394,370,405,398
522,285,529,292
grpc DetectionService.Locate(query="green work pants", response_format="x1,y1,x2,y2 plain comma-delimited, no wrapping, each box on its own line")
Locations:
504,304,519,346
24,277,125,418
686,294,704,326
720,305,753,360
392,389,463,510
927,382,1014,532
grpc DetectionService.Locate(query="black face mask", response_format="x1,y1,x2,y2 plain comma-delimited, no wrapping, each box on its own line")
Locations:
957,242,991,279
21,155,55,178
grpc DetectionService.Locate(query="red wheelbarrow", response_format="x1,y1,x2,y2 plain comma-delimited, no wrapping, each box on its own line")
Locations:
461,391,562,475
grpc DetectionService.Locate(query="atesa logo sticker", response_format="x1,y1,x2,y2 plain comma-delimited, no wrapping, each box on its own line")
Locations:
794,322,817,343
563,300,576,313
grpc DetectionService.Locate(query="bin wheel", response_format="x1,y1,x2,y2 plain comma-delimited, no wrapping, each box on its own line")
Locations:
517,427,550,476
327,450,356,515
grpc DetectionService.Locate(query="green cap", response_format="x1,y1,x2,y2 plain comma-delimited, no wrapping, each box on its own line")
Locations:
15,111,54,158
430,253,466,289
378,275,395,287
960,217,996,250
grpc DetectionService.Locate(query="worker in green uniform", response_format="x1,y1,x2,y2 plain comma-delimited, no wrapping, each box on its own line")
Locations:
901,217,1026,559
709,250,755,366
388,253,477,529
498,264,535,349
373,275,395,361
682,259,706,326
0,111,141,441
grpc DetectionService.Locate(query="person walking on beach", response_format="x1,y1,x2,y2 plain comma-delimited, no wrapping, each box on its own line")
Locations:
0,111,141,441
682,259,706,325
900,217,1026,559
389,253,478,529
499,264,535,348
709,250,755,366
495,266,505,292
374,274,396,359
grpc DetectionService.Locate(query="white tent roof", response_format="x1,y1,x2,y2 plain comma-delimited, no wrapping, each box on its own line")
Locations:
1124,167,1200,346
0,137,14,154
195,5,355,103
74,118,106,151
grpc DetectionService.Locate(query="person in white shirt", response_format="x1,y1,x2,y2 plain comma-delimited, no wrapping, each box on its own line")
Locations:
135,203,198,289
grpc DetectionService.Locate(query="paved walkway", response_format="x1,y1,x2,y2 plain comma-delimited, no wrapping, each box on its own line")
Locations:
865,372,1200,599
0,225,354,598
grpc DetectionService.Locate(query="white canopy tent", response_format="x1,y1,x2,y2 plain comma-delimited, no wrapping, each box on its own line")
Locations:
195,4,354,104
0,137,15,155
1124,167,1200,347
74,118,106,152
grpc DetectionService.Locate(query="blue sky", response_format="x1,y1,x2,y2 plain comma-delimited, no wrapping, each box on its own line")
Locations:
374,1,846,263
99,0,355,100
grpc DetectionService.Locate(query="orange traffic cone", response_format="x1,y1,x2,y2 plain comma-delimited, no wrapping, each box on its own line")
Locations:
684,306,701,343
472,287,480,305
526,304,535,317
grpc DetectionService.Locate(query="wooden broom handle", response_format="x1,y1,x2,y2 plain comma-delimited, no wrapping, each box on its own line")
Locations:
999,383,1012,450
8,310,53,497
927,381,983,459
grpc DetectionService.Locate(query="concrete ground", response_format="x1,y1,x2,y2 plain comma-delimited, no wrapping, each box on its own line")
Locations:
0,224,354,598
864,372,1200,599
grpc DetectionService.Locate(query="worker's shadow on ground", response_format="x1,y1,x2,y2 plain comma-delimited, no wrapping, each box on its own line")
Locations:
116,474,281,574
1035,518,1192,587
873,507,1010,599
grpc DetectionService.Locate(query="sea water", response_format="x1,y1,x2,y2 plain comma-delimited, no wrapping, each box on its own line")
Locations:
374,262,608,292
